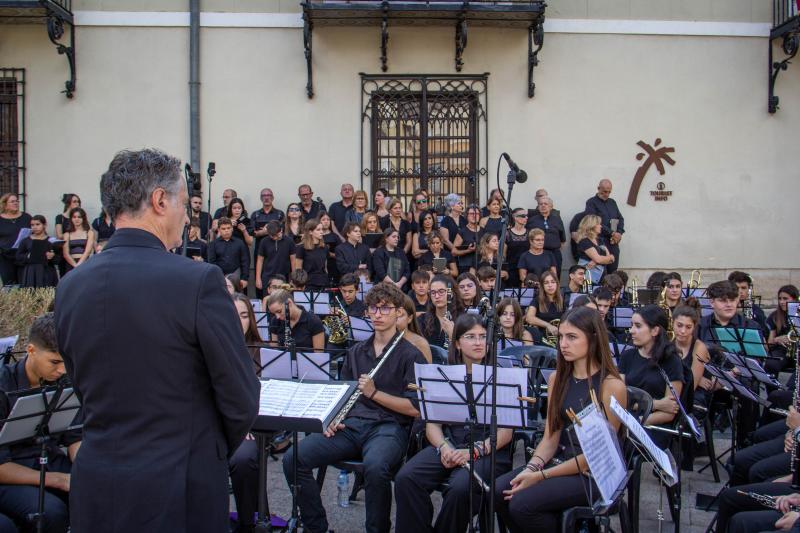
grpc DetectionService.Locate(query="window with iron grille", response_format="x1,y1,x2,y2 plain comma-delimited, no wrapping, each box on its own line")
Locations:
361,75,488,211
0,69,24,203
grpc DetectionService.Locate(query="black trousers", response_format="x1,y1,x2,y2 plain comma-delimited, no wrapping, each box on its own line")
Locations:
728,510,781,533
282,417,408,533
730,420,789,486
0,514,15,533
394,445,512,533
0,454,71,533
717,481,794,533
607,243,620,274
494,466,595,532
229,438,259,527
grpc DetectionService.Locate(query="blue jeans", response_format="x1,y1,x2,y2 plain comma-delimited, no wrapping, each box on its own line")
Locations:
282,417,409,533
0,454,71,533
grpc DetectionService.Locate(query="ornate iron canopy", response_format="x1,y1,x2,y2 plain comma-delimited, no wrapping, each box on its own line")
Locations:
769,0,799,113
0,0,75,98
301,1,545,99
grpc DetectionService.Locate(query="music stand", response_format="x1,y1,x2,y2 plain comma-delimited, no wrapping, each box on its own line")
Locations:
349,316,374,342
636,289,660,306
258,348,334,380
0,382,81,533
254,311,272,343
611,307,633,330
712,327,768,357
292,291,331,315
788,303,800,328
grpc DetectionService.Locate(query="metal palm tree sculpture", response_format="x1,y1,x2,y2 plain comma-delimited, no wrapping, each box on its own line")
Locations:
626,138,676,206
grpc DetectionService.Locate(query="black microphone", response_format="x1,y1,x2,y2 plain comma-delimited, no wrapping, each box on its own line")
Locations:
502,153,528,183
207,161,216,177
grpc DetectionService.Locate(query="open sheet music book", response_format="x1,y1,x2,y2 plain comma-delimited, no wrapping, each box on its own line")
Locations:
254,379,354,434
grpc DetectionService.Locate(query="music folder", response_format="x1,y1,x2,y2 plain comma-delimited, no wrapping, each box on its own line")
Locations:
252,378,355,434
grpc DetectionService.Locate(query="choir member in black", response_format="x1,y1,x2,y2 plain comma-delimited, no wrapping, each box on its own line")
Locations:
184,222,207,262
255,221,294,297
456,272,480,309
380,199,412,254
409,269,431,313
0,194,32,285
319,213,342,284
373,187,390,219
398,295,433,363
419,275,463,349
506,208,530,287
495,306,627,531
498,297,534,346
335,222,370,277
619,304,684,449
62,207,95,275
372,228,410,290
575,214,614,284
584,178,624,273
518,228,557,285
452,205,481,275
91,207,116,252
285,202,305,244
699,280,764,347
16,215,58,288
251,187,285,253
729,271,769,337
767,284,799,375
188,192,212,240
344,190,369,225
412,210,438,262
395,314,514,532
407,189,430,229
525,271,564,340
0,313,80,532
55,193,80,239
282,282,426,533
266,287,325,351
418,231,456,277
226,198,254,247
476,233,508,283
527,196,566,274
563,264,587,304
360,211,382,252
213,188,237,220
327,183,354,236
339,273,367,317
208,218,250,291
476,266,496,294
292,219,329,290
479,197,504,236
440,193,466,252
480,188,503,217
298,184,326,221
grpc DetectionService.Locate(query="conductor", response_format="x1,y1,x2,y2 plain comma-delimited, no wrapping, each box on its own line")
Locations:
54,149,260,532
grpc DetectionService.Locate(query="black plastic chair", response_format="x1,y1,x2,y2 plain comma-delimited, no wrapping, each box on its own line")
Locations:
430,345,448,365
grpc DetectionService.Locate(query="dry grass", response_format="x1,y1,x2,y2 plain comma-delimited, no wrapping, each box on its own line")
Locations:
0,287,56,349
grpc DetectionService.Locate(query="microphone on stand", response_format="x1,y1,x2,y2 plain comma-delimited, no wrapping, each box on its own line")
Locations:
501,153,528,184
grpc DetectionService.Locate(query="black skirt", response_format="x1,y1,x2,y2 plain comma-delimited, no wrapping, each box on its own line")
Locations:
21,264,58,288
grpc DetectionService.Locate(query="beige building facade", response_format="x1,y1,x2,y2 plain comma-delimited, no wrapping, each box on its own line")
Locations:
1,0,798,296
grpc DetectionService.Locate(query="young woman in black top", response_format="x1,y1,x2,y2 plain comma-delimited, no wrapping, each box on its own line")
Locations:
497,297,533,346
381,199,412,254
452,205,481,274
495,306,627,531
525,271,564,339
672,300,712,395
479,197,504,236
476,233,507,283
619,304,684,449
16,215,58,288
62,207,95,275
518,228,557,284
412,210,438,261
0,193,32,285
372,228,410,290
506,208,530,287
417,231,456,277
265,287,325,351
440,193,466,252
767,284,799,371
360,211,382,253
575,214,614,283
319,213,342,284
397,294,433,363
292,219,328,290
55,193,80,239
91,208,115,251
284,202,304,244
395,314,513,532
373,187,390,219
419,274,463,349
227,198,254,247
456,272,480,309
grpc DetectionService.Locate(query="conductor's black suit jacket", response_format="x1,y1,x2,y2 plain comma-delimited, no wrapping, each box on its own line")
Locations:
55,228,260,533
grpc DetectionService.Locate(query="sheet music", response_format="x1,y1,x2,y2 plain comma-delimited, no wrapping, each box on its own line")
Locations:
350,316,374,342
573,403,627,506
471,364,528,427
0,336,18,354
11,228,31,249
250,299,263,312
612,307,633,329
258,380,349,422
609,396,677,486
414,363,469,423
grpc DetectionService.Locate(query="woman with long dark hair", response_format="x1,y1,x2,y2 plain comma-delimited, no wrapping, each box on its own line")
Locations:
456,272,480,309
525,271,564,340
497,297,533,346
452,205,481,275
397,295,433,363
766,284,800,374
619,304,684,449
494,306,627,531
381,198,412,254
62,207,95,274
373,187,390,218
16,215,58,288
284,202,305,244
55,193,80,239
395,314,514,532
227,198,254,247
412,210,438,261
419,274,464,349
475,233,507,283
479,197,504,236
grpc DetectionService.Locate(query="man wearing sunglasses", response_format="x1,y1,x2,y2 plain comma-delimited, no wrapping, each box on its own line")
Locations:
283,282,426,533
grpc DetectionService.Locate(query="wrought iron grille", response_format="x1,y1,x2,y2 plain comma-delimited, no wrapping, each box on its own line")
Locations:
361,74,488,210
0,69,24,203
774,0,799,29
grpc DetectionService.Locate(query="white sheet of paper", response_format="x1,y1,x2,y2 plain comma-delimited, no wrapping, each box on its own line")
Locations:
0,336,18,354
471,364,528,428
250,299,262,312
11,228,31,249
260,348,293,379
258,380,349,422
297,352,331,380
609,396,677,486
573,403,627,506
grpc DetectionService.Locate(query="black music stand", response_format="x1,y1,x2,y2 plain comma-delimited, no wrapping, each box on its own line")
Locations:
258,347,334,380
0,381,81,533
293,291,331,315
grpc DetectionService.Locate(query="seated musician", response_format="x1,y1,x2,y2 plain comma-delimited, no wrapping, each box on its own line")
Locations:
282,282,427,533
338,273,366,317
417,231,457,278
456,273,480,310
494,306,627,531
474,233,508,284
615,270,630,306
409,270,431,313
0,314,81,533
395,314,514,532
601,273,624,307
476,266,496,295
619,305,684,449
289,269,308,291
497,298,534,346
265,287,324,351
524,271,564,341
420,275,464,350
233,292,264,370
662,272,684,311
398,296,433,363
699,280,763,347
562,264,587,304
766,284,799,376
728,271,769,337
334,222,370,278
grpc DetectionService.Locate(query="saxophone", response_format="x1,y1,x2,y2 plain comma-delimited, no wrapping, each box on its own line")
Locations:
330,330,406,428
743,285,755,320
658,287,675,341
630,277,640,308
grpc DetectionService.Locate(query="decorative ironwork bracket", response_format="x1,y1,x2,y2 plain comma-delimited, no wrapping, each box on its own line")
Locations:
380,3,389,72
45,13,76,98
528,19,544,98
768,30,799,113
303,11,314,99
455,5,468,72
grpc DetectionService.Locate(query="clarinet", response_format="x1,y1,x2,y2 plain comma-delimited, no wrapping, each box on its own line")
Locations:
442,282,453,350
737,490,800,512
793,330,800,488
330,330,406,428
284,300,294,350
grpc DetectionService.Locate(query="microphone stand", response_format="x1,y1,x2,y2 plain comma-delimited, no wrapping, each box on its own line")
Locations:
486,156,522,532
206,162,216,216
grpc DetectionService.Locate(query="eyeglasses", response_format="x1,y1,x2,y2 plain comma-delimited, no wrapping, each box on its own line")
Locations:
515,214,528,218
429,289,448,297
368,305,396,316
261,194,273,198
461,334,488,342
416,199,428,204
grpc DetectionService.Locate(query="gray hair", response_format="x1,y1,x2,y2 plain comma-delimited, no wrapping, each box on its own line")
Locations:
538,196,553,206
443,193,461,211
100,148,183,220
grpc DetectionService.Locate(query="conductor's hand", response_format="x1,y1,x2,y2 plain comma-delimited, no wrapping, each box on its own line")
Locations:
324,422,345,438
358,374,376,399
503,469,541,500
787,406,800,431
256,278,263,290
46,472,70,492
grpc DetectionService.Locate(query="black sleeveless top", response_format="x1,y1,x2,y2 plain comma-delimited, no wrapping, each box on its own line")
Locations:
557,371,604,458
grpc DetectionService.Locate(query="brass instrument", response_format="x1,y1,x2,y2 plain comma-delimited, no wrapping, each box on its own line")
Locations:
442,282,453,350
630,277,640,307
737,490,800,512
329,330,406,428
688,270,702,290
323,294,350,344
658,287,675,341
543,319,560,347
